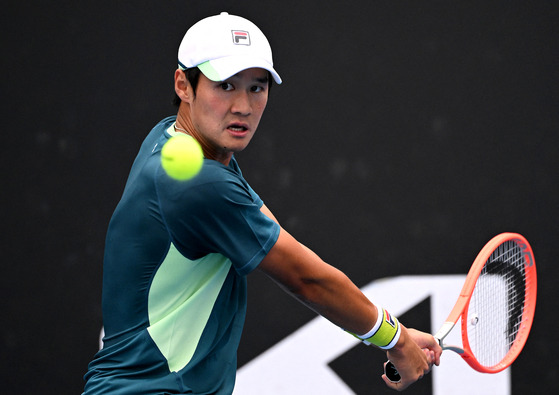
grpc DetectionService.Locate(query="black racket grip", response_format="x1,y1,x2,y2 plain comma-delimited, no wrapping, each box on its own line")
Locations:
384,361,401,383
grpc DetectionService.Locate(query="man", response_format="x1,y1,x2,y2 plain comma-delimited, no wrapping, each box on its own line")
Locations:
84,12,441,394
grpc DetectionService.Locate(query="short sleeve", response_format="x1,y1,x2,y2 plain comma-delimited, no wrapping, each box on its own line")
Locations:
155,160,280,276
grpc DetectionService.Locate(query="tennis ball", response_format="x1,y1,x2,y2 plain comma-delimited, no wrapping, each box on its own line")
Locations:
161,135,204,181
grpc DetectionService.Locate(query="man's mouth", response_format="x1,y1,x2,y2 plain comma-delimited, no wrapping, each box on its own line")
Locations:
228,123,249,134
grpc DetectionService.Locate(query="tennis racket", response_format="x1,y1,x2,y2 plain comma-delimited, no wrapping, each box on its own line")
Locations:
385,232,537,382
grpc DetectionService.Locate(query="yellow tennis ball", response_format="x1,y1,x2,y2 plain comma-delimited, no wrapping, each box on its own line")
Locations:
161,135,204,181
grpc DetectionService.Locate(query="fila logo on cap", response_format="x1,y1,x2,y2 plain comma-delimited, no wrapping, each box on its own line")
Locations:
232,30,250,45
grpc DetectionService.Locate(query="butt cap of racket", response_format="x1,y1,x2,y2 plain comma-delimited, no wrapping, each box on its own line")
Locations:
384,361,401,383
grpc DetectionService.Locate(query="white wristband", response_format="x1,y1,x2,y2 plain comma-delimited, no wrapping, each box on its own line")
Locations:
356,305,383,340
358,306,401,349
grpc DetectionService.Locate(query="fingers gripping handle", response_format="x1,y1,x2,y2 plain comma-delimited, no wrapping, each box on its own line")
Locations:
384,326,450,382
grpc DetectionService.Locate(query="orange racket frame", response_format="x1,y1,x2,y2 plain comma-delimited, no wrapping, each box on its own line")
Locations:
385,233,537,382
436,232,537,373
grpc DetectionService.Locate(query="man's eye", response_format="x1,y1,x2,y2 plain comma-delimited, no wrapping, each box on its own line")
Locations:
251,86,265,93
220,83,233,90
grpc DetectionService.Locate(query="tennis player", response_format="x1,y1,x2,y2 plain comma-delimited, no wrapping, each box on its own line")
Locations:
83,12,441,394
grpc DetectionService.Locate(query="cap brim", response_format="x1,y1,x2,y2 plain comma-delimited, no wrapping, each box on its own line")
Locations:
198,57,282,84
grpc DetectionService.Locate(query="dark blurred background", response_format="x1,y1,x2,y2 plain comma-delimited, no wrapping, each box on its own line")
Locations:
2,1,557,393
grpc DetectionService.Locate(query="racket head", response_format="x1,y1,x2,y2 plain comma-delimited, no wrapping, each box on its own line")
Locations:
459,233,537,373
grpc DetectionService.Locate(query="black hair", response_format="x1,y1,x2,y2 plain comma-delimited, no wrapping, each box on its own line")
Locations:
172,68,202,107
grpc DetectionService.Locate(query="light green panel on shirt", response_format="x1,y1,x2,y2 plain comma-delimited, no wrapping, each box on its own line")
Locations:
147,243,232,372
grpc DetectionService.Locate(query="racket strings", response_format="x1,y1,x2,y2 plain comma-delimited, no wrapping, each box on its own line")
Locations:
467,241,527,367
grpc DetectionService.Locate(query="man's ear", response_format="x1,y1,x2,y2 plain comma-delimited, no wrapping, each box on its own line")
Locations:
174,69,193,103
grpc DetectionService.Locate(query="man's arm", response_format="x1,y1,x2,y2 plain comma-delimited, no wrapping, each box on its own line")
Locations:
258,205,441,390
258,225,377,334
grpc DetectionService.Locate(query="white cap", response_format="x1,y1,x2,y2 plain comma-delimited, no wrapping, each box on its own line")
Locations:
178,12,282,84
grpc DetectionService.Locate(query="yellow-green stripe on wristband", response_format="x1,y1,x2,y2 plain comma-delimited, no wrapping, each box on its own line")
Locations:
347,307,401,349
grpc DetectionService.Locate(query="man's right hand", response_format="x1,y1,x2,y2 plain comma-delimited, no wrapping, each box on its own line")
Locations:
382,326,441,391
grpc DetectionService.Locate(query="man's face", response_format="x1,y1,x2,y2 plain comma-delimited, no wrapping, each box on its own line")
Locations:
188,68,269,164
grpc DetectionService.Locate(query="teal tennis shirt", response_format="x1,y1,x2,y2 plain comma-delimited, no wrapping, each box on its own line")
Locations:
84,116,280,394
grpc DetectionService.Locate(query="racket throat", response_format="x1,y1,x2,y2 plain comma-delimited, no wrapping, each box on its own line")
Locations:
435,322,465,354
443,344,465,354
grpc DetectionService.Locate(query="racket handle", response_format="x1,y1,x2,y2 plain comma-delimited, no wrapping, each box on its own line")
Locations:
384,360,401,383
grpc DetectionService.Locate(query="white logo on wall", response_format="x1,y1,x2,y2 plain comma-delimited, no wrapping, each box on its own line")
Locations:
233,276,511,395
